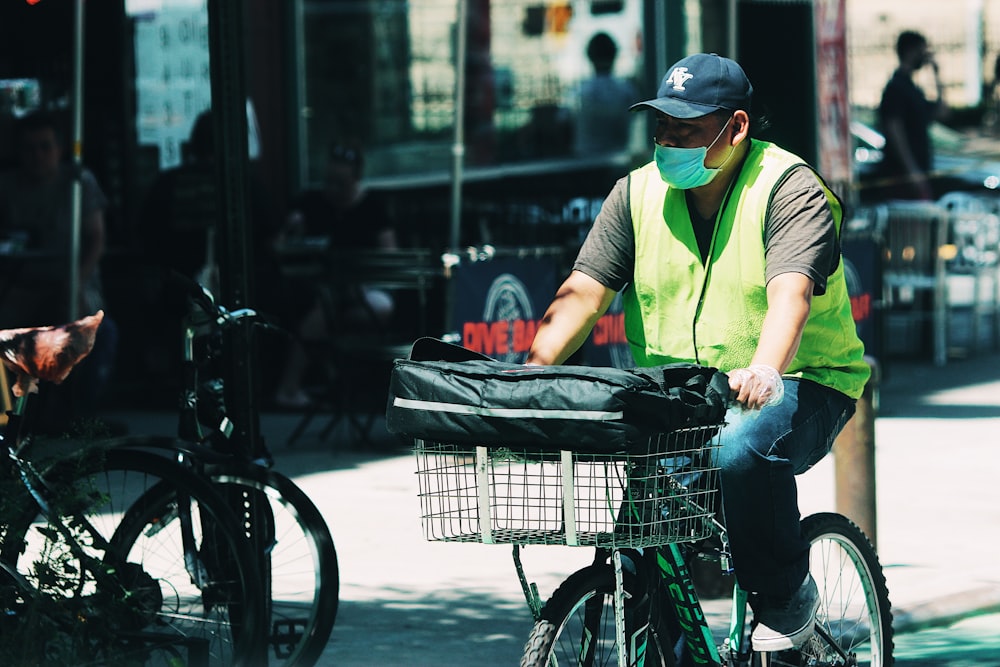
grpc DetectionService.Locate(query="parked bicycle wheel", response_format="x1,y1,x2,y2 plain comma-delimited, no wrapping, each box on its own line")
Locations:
791,512,894,667
209,465,339,667
0,446,267,666
520,561,674,667
106,440,340,667
104,432,339,666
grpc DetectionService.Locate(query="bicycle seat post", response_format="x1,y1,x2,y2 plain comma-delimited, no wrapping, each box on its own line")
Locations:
2,394,30,458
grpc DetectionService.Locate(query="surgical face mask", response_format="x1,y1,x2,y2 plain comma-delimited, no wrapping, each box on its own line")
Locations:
654,117,734,189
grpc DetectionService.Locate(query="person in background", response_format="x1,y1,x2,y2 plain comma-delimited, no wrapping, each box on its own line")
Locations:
273,141,399,409
876,30,949,200
138,110,292,403
140,110,283,294
0,110,117,422
286,141,398,253
570,32,638,156
527,53,869,652
981,53,1000,136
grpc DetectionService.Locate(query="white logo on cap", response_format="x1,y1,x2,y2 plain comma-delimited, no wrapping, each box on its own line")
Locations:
665,67,694,91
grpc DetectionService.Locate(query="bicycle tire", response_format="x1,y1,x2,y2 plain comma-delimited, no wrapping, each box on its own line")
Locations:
101,435,339,666
754,513,894,667
0,446,267,666
209,465,339,667
520,563,675,667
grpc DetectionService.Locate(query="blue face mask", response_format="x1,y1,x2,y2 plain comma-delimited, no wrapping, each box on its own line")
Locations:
654,118,734,189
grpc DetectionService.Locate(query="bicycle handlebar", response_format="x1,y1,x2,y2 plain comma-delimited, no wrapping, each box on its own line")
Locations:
168,271,286,336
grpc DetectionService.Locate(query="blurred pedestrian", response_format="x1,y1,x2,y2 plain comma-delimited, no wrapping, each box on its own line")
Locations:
569,32,638,156
982,53,1000,136
876,30,949,200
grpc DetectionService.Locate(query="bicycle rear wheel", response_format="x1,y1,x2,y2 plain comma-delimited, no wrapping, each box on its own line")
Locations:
0,447,267,666
762,512,893,667
209,465,339,667
520,562,674,667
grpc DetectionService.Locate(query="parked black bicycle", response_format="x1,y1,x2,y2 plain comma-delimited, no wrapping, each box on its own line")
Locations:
0,311,268,665
106,277,340,667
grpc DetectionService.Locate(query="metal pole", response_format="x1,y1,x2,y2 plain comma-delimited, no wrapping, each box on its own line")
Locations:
292,0,308,191
448,0,469,251
68,0,85,320
653,1,667,74
934,208,949,366
206,0,262,460
443,0,469,336
205,6,267,662
727,0,738,58
834,356,880,549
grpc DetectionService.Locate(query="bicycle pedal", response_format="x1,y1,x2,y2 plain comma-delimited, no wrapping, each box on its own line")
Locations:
271,618,307,658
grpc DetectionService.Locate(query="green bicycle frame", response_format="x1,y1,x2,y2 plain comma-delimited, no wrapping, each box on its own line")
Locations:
654,544,723,665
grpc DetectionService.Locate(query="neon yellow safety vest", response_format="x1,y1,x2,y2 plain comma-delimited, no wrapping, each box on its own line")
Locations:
623,140,870,399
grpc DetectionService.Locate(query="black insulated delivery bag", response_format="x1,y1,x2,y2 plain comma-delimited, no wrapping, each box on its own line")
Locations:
385,340,730,454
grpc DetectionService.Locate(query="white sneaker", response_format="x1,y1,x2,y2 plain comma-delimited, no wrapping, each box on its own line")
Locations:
751,574,819,652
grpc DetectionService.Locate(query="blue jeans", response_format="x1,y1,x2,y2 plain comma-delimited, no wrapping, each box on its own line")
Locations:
717,378,855,597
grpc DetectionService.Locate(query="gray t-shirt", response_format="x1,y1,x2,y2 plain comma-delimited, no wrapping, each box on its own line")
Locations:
0,163,107,255
574,159,840,296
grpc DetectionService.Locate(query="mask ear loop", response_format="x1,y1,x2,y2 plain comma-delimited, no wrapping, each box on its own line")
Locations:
707,115,738,171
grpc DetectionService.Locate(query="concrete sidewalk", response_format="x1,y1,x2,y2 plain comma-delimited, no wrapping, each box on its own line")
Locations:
105,349,1000,665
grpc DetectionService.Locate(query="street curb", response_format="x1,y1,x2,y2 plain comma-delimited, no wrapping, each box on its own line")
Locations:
892,586,1000,635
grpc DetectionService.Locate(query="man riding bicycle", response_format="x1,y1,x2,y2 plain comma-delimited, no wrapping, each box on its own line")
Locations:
526,53,869,652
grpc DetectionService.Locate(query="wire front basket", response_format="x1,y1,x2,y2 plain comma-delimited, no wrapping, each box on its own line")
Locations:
414,424,723,548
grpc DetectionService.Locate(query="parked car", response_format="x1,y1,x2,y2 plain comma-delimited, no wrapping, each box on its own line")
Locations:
852,120,1000,202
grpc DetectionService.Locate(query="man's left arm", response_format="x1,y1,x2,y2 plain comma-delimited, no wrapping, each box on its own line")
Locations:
729,273,813,409
728,166,834,409
753,272,813,373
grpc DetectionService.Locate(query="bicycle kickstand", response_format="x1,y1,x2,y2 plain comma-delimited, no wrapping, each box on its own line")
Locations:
512,545,543,621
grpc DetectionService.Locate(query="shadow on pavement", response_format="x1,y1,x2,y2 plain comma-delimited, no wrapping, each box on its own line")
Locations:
321,589,534,666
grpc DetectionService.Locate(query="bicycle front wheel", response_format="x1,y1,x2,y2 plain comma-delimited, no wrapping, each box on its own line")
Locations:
520,563,674,667
795,512,894,667
210,465,339,667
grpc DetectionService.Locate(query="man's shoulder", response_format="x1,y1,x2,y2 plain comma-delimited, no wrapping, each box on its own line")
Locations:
880,70,920,102
747,140,811,171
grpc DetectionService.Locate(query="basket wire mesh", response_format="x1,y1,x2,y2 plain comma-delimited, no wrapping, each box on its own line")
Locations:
414,424,723,548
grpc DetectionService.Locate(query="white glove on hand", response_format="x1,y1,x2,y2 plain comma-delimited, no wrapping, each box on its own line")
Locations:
728,364,784,411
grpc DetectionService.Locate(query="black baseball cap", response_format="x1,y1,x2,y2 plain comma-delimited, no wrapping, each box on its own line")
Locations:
629,53,753,119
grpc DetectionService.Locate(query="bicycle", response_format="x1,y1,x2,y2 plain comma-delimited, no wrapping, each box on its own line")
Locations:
0,310,267,665
107,276,339,667
411,389,893,667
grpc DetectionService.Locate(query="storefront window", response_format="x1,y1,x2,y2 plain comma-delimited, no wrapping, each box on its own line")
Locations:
297,0,645,186
128,0,212,170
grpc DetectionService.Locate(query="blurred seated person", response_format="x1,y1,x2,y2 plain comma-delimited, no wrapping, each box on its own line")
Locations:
273,141,399,408
0,110,117,421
